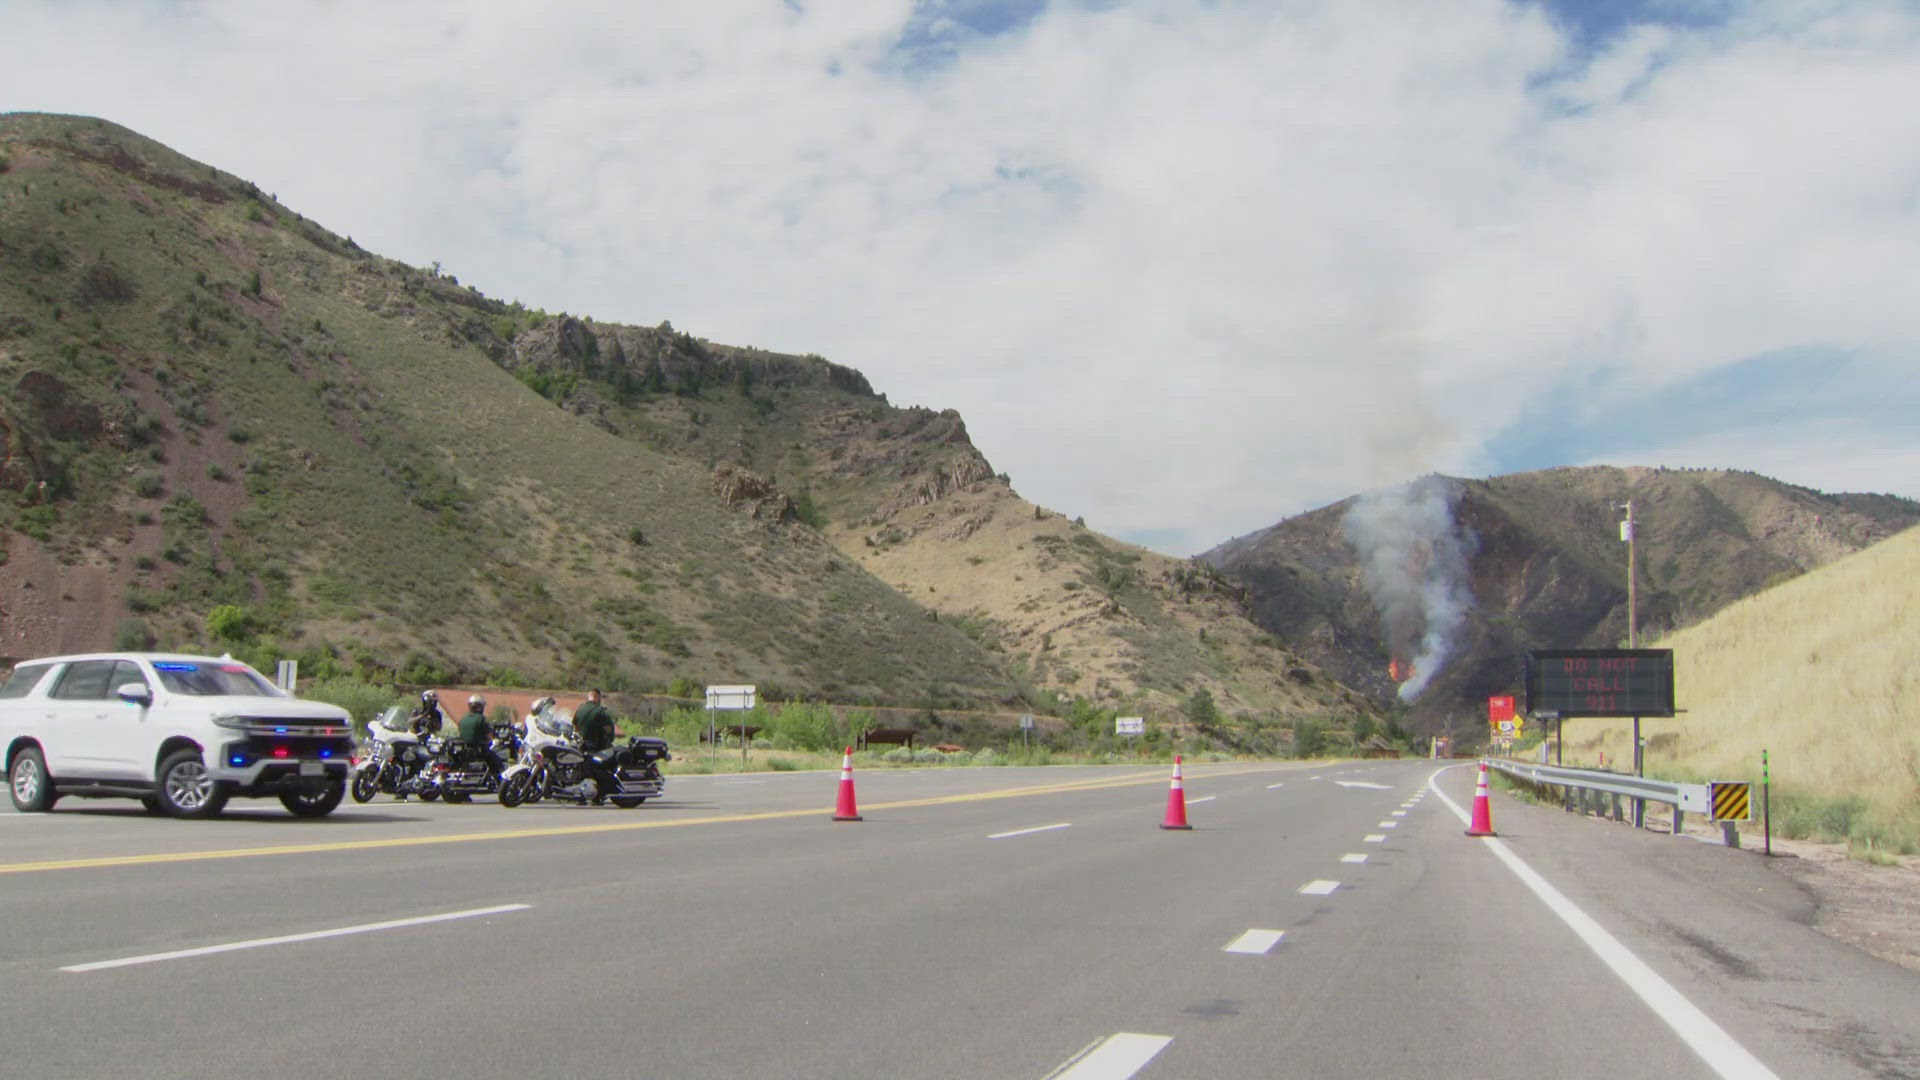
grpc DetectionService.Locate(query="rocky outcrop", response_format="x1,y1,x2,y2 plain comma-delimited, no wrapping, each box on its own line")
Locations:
712,464,798,523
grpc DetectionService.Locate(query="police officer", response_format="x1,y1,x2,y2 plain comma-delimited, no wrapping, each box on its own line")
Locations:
408,690,446,738
573,689,616,754
457,694,504,775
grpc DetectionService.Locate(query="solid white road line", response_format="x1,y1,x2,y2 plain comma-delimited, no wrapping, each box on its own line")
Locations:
1333,780,1392,790
1187,796,1217,804
1045,1033,1173,1080
1363,834,1387,843
61,904,532,973
1223,929,1286,955
989,823,1073,840
1341,853,1368,864
1299,880,1340,895
1428,768,1781,1080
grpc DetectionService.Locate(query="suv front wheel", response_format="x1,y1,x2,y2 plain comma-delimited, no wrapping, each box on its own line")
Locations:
9,748,58,812
156,749,229,818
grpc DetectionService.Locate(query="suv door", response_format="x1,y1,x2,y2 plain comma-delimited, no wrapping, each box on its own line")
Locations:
45,660,133,780
104,659,155,779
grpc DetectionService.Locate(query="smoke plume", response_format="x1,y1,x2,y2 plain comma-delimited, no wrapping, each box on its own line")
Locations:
1341,475,1475,700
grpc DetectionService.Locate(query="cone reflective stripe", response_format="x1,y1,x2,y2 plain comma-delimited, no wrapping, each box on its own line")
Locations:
1160,754,1192,830
832,746,863,821
1466,761,1496,836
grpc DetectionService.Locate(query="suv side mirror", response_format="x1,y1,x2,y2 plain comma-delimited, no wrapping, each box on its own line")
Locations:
116,682,154,707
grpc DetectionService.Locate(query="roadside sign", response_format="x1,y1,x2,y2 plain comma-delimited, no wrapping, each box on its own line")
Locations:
1710,781,1752,822
705,684,756,711
1498,719,1515,736
1525,649,1675,718
1488,695,1515,729
1115,717,1145,736
275,660,298,691
1020,714,1035,730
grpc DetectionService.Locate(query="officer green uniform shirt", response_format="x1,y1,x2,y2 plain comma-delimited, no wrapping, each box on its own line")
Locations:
458,708,490,747
574,700,615,751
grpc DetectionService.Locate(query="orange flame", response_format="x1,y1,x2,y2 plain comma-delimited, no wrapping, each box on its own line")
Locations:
1388,659,1414,683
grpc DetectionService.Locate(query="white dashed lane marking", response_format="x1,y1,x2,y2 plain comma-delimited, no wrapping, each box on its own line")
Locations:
1341,853,1368,864
989,823,1073,840
1299,880,1340,896
1363,834,1387,843
1378,821,1399,828
1223,929,1286,955
1046,1033,1173,1080
61,904,532,973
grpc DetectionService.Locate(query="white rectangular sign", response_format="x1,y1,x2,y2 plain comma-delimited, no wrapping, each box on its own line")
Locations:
1115,717,1145,735
705,684,757,711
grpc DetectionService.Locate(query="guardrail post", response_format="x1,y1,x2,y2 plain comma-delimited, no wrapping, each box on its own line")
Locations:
1671,809,1684,835
1611,792,1622,822
1720,821,1740,849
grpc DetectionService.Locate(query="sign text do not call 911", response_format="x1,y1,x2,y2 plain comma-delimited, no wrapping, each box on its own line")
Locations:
1524,649,1675,719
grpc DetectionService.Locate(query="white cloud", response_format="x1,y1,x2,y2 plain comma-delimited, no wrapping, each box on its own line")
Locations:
5,0,1917,553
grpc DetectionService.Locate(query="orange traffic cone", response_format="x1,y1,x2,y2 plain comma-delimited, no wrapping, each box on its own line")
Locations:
832,746,863,822
1160,754,1192,830
1466,761,1496,837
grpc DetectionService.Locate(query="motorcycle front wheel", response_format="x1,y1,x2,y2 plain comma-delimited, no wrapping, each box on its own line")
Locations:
498,775,526,808
611,796,646,808
350,768,380,804
419,787,441,803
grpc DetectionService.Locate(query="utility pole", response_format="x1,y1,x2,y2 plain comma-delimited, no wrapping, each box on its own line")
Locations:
1622,499,1638,648
1619,498,1645,827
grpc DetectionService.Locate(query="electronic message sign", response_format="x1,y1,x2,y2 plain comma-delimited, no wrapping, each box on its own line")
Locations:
1524,649,1674,718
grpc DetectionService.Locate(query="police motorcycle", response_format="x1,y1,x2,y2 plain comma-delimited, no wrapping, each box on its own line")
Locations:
498,697,669,809
349,703,442,803
419,698,521,804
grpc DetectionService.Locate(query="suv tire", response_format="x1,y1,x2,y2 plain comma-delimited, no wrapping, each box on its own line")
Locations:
279,782,345,818
9,748,58,812
157,749,229,818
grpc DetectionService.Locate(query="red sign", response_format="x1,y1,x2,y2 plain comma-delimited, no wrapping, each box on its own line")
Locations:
1488,695,1515,728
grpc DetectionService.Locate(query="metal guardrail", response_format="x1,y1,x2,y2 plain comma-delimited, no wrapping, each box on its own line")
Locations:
1486,759,1715,837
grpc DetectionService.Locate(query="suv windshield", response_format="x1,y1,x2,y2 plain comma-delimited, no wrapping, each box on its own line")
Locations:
151,660,278,697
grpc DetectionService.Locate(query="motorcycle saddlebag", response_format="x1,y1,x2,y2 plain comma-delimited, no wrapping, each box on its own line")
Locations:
628,736,671,762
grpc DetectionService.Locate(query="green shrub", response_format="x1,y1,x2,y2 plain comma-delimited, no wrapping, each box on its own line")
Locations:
14,504,57,540
302,676,403,735
205,604,253,643
134,471,164,498
882,747,914,764
114,618,154,651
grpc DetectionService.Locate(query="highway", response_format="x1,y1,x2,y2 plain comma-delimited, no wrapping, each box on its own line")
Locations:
2,760,1916,1079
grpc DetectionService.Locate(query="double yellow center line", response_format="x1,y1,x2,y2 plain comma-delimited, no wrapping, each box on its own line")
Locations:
0,763,1297,875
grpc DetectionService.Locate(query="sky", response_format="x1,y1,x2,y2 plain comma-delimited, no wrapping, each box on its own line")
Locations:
5,0,1919,555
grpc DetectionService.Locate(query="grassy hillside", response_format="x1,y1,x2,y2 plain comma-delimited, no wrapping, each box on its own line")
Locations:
1208,467,1919,732
0,113,1020,705
1562,524,1920,852
0,112,1381,744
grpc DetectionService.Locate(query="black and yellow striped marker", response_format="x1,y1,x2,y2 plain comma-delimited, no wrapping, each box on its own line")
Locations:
1710,781,1751,822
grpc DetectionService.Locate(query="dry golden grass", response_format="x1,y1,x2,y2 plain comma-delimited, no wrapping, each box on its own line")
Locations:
1566,524,1920,847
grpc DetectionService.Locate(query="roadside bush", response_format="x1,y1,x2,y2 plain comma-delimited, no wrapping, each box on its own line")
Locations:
881,747,914,764
205,604,253,643
114,618,154,651
766,757,800,771
912,749,946,765
303,676,402,735
971,748,1001,766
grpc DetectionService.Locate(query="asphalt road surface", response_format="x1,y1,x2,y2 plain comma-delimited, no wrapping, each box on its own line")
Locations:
3,760,1916,1079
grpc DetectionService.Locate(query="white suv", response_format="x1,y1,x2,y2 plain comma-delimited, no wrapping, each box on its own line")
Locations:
2,653,355,818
